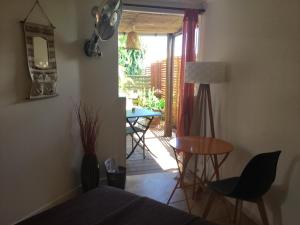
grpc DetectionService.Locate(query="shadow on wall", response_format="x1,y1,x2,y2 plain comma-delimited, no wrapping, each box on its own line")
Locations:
266,155,300,225
17,25,31,103
4,24,30,106
55,33,82,61
221,145,254,178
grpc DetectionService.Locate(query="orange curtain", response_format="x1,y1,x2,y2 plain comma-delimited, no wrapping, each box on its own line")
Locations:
176,9,198,137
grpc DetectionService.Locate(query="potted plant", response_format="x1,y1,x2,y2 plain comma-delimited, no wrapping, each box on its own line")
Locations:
137,88,165,127
118,34,145,76
76,103,99,192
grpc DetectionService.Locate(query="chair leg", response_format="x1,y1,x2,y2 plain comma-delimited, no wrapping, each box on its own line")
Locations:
142,136,146,159
256,198,269,225
203,191,216,219
233,199,243,225
220,196,233,221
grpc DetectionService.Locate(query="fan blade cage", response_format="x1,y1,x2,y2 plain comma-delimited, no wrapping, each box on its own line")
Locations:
84,0,122,57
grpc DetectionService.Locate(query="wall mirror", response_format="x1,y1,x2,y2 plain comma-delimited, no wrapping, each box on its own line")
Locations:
33,36,49,69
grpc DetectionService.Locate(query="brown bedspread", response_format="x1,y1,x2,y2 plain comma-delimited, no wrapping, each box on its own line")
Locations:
17,186,215,225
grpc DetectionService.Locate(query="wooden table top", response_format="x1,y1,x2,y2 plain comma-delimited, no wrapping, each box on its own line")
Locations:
169,136,233,155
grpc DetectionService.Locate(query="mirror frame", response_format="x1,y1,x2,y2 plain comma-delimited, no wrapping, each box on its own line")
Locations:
23,22,58,100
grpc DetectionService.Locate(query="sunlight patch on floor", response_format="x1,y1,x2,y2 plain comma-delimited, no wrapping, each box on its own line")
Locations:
144,129,178,171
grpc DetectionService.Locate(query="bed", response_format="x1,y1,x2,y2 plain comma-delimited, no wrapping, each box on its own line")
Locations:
16,185,215,225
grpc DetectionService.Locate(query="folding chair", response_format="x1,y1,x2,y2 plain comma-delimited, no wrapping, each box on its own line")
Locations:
126,116,155,159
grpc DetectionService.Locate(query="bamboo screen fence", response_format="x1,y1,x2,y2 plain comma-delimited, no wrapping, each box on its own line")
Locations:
123,57,181,127
149,57,181,127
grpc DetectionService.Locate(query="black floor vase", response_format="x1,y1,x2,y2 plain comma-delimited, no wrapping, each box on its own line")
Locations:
81,153,99,192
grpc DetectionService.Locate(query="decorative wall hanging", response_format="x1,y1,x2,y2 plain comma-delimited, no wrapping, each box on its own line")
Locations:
22,0,58,100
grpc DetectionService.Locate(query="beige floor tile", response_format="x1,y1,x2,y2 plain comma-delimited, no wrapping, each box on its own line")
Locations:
126,172,258,225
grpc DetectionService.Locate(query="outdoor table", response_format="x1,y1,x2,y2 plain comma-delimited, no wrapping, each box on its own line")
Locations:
126,108,161,159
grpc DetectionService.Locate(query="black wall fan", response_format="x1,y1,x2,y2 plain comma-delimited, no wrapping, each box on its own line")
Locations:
84,0,122,57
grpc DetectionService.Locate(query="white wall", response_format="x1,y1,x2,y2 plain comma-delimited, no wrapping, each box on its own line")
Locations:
0,0,125,224
201,0,300,224
75,0,126,173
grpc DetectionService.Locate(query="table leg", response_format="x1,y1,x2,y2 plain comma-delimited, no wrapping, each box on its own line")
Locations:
213,154,220,180
167,149,192,213
141,116,157,157
204,155,207,182
183,187,192,214
180,153,192,187
126,116,156,159
209,153,229,181
192,155,198,199
180,152,192,213
167,176,180,205
126,118,141,159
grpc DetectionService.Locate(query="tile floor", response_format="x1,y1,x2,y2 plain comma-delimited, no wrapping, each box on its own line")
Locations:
125,171,258,225
125,127,258,225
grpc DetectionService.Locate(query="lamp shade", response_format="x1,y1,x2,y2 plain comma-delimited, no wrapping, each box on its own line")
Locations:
126,31,141,50
185,62,227,84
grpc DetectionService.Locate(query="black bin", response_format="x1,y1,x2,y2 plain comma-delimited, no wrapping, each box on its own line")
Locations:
106,166,126,189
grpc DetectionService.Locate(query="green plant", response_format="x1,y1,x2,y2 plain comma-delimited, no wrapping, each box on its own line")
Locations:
118,72,135,95
118,34,145,75
137,88,165,111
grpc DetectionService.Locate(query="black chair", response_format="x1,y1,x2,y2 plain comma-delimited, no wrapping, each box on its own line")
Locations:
203,151,281,225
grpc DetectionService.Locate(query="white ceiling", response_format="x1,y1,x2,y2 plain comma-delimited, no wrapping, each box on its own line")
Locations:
120,0,205,34
123,0,205,10
119,11,183,34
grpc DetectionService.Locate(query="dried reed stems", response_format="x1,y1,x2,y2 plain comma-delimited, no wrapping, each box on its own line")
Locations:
75,103,99,154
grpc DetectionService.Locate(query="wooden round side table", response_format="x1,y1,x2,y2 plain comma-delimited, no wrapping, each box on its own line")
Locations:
167,136,233,213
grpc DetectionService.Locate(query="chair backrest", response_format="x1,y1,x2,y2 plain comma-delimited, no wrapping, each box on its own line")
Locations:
232,151,281,200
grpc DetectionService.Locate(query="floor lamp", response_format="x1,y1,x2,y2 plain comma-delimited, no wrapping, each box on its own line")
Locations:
185,62,226,138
